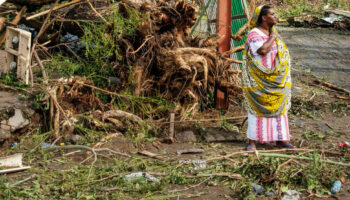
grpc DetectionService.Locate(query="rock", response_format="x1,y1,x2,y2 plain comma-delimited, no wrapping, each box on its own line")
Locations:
7,109,29,131
175,131,197,143
282,190,300,200
201,127,242,143
0,129,11,142
0,91,35,138
70,134,83,144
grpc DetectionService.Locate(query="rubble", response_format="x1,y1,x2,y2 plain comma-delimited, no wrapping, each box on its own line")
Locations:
201,127,242,143
0,91,34,141
175,130,197,142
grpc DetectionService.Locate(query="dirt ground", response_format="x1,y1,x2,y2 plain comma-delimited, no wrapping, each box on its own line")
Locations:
1,26,350,199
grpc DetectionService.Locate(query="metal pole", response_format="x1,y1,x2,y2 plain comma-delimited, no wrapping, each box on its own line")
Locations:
215,0,231,109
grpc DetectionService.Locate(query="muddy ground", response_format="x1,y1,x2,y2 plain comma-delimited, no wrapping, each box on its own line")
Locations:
1,26,350,199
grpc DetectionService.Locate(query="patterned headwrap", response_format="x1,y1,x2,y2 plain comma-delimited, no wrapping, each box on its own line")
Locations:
249,5,264,31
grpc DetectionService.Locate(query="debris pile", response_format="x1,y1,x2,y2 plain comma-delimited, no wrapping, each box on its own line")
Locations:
0,0,248,139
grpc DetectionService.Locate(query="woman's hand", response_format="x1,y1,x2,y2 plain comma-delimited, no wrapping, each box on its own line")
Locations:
257,31,277,55
270,31,277,39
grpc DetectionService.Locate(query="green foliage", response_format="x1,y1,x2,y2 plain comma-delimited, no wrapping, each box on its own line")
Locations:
276,0,325,18
219,119,239,132
47,3,142,89
303,130,325,140
0,73,29,88
46,53,81,77
33,93,50,111
81,4,142,86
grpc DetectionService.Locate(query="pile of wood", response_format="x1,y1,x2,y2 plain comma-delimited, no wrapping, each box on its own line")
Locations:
0,0,256,140
131,0,244,106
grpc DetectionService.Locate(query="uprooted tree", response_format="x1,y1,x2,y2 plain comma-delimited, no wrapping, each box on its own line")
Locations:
1,0,255,140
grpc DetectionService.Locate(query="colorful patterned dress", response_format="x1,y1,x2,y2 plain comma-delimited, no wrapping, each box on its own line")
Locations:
246,28,290,143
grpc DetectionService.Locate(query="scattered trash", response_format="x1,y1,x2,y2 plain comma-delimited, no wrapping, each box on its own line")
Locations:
265,189,275,196
331,180,342,194
12,36,19,49
282,190,300,200
60,32,86,53
252,183,264,195
338,142,350,147
10,142,18,148
70,134,83,144
41,142,54,148
10,61,17,72
18,24,38,39
179,159,207,170
322,13,344,24
124,172,159,182
177,148,204,155
192,159,206,170
0,153,31,174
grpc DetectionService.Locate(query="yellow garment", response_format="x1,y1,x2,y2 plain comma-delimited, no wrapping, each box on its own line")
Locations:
242,6,292,117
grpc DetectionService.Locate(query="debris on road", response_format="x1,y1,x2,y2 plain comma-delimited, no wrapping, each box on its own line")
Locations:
177,148,204,155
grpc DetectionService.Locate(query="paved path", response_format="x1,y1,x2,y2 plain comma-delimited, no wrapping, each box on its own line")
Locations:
278,26,350,90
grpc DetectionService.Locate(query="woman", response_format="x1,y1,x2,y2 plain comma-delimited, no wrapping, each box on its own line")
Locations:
242,5,294,150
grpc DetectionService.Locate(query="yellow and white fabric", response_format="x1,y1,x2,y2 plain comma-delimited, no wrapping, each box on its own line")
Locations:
242,6,292,142
242,6,292,118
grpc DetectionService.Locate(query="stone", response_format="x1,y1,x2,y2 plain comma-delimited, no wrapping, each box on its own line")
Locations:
0,91,35,137
70,134,83,144
0,129,11,141
201,127,243,143
7,109,29,132
175,131,197,143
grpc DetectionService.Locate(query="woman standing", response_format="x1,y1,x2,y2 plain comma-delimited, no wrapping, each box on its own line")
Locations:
242,5,294,150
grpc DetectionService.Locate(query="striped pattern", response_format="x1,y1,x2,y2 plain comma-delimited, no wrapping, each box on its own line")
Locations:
247,112,290,142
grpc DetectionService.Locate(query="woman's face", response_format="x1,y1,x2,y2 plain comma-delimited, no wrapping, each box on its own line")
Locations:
263,8,277,26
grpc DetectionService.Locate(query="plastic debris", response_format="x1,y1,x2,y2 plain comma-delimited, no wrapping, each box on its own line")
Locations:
282,190,300,200
124,172,159,182
265,189,275,197
192,159,206,170
322,13,344,24
10,61,17,71
338,142,350,147
41,142,54,148
18,24,38,39
252,183,264,195
331,180,342,194
60,32,86,53
179,159,207,170
12,36,19,49
10,142,18,148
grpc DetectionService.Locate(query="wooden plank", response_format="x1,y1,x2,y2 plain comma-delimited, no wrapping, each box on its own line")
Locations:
3,27,31,84
3,51,13,73
0,153,23,168
138,150,168,161
169,113,175,142
26,0,82,20
18,56,30,84
5,47,20,56
0,166,31,174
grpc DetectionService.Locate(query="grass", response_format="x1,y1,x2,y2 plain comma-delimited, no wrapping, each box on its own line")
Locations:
1,135,348,199
276,0,350,19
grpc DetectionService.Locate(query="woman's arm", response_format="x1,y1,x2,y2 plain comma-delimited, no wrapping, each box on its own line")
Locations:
257,32,277,55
